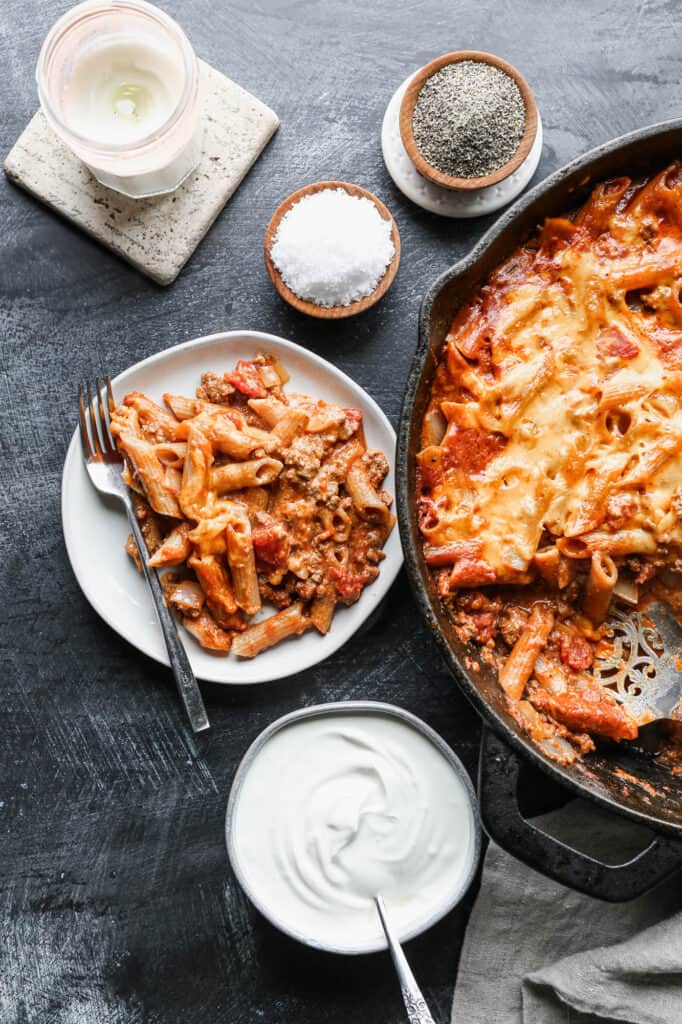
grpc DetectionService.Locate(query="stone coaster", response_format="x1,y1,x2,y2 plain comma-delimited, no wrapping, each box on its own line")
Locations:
3,60,279,285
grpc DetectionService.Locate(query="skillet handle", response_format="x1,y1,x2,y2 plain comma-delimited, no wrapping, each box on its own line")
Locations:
478,727,682,901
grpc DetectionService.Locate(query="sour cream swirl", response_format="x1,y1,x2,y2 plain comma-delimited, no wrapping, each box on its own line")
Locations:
230,711,476,951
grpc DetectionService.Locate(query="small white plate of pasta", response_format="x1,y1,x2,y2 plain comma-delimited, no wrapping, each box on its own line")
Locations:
61,330,402,684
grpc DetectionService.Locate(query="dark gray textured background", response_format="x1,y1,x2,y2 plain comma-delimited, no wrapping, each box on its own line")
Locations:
1,1,680,1021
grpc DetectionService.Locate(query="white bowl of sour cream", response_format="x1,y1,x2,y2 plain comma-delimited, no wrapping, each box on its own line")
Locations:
225,701,481,954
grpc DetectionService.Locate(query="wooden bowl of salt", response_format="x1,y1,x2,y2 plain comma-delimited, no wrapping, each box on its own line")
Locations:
264,181,401,319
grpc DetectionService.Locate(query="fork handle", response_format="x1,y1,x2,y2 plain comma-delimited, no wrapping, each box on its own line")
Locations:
126,506,210,734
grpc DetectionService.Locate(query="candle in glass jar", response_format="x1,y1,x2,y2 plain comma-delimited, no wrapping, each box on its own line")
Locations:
37,0,203,199
62,39,185,145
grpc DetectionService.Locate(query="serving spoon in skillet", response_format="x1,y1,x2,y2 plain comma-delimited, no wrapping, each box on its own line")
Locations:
593,601,682,729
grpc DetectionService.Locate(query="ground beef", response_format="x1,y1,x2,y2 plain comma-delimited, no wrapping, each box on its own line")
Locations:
605,491,637,530
626,556,657,584
456,591,501,614
338,408,362,440
126,494,164,569
436,569,452,600
498,604,530,647
360,449,389,489
562,578,583,606
125,534,143,572
281,434,325,480
258,576,295,609
294,579,318,602
196,372,235,404
470,611,498,644
635,561,657,584
453,591,502,643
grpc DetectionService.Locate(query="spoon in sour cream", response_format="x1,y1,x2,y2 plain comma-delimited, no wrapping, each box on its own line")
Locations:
375,893,437,1024
227,702,481,963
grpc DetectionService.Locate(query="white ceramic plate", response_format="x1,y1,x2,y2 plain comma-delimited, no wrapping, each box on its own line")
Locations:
61,331,402,684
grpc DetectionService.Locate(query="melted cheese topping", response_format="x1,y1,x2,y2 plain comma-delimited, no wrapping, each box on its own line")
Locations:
419,166,682,582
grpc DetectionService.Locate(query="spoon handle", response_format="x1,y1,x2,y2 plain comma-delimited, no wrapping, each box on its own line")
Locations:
375,895,437,1024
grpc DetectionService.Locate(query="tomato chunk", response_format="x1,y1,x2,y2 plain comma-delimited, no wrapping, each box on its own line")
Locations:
443,424,506,476
558,633,594,671
225,361,268,398
597,327,639,361
330,567,370,603
252,518,289,569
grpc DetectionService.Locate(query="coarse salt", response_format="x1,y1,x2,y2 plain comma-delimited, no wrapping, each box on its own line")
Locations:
269,187,395,308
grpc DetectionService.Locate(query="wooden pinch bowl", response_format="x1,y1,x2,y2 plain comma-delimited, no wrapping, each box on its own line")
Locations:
264,180,401,319
399,50,538,192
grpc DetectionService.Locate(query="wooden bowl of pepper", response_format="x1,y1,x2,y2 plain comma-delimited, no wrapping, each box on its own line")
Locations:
399,51,538,192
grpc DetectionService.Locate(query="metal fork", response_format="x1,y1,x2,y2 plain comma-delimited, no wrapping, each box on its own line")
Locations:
78,378,209,734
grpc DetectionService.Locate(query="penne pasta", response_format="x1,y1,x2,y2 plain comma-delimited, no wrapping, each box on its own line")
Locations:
112,353,393,658
224,504,261,616
177,412,262,460
163,466,182,496
319,505,352,544
148,523,192,567
345,457,391,528
124,392,181,441
121,460,144,494
163,394,227,420
189,553,237,616
532,546,575,590
154,441,187,468
312,438,365,501
558,529,657,558
309,590,336,634
499,604,555,702
182,610,233,652
114,430,182,518
583,552,617,624
271,408,310,447
247,396,289,426
179,425,213,518
232,603,312,658
161,575,206,617
211,457,282,493
574,177,631,233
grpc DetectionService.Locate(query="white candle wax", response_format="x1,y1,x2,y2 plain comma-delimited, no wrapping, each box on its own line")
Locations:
63,38,185,145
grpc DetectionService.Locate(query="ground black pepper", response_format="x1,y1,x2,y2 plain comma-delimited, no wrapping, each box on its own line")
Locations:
412,60,526,179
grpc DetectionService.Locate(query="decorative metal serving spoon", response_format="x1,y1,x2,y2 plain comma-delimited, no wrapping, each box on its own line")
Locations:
593,602,682,725
374,895,437,1024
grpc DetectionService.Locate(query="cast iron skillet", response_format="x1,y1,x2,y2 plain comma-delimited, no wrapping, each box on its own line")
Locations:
397,120,682,901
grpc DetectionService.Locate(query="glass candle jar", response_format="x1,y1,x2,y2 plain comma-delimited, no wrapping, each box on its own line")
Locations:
36,0,203,199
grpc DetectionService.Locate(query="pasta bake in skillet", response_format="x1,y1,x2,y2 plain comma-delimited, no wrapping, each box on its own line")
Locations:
417,162,682,764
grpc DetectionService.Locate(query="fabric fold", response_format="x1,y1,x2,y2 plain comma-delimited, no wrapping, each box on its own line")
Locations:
451,800,682,1024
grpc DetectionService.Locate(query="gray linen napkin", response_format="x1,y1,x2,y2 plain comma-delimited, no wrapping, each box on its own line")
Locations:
451,800,682,1024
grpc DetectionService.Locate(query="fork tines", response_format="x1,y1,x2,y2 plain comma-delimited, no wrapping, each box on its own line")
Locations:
78,376,117,461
